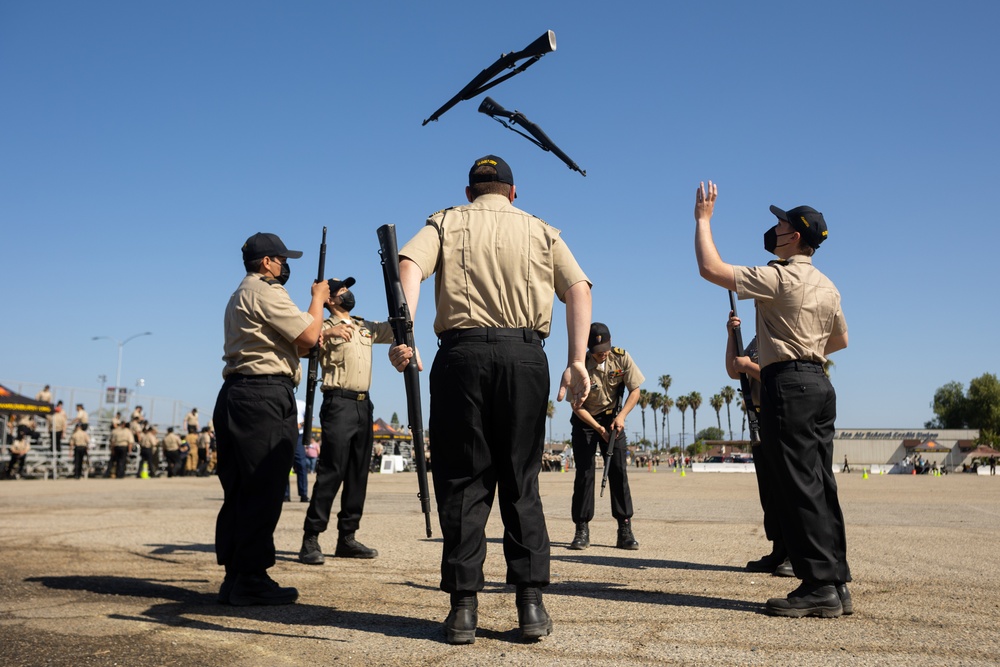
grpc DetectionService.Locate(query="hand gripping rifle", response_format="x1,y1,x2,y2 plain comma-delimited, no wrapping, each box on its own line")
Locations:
600,386,625,497
478,96,587,176
376,224,433,538
422,30,556,126
302,227,327,446
729,291,760,444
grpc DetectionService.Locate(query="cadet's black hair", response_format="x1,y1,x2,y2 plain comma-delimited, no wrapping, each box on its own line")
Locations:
469,165,512,199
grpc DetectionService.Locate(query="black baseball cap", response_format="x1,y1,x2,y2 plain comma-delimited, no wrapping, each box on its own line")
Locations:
469,155,514,186
327,277,356,293
769,205,829,249
588,322,612,353
241,232,304,262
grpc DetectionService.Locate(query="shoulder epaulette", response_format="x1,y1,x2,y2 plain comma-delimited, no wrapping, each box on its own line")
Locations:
767,259,788,267
613,346,625,355
260,276,280,285
428,206,457,219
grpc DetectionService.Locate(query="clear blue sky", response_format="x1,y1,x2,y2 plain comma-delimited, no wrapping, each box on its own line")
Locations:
2,1,997,443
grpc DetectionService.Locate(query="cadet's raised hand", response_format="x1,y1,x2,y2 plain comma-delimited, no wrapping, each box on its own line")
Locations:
695,181,718,223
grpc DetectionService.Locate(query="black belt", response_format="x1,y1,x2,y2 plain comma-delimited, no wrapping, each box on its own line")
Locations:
438,327,543,346
225,373,293,385
323,387,368,401
763,360,824,376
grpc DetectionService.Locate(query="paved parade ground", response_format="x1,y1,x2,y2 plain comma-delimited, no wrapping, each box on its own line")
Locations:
2,468,999,666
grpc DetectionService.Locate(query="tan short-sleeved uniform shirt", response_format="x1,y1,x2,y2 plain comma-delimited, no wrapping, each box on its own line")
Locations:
109,426,135,447
197,432,212,449
163,433,182,452
221,273,314,384
581,347,645,416
319,316,394,393
76,409,89,424
36,390,52,403
140,432,158,449
51,411,67,433
400,193,590,336
184,412,198,429
69,429,90,448
733,256,847,370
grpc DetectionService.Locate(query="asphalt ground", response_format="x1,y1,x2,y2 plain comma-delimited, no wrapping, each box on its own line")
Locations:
1,467,999,666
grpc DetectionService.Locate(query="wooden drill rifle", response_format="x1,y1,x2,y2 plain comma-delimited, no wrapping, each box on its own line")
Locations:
301,227,327,445
729,291,760,444
376,224,433,538
478,96,586,176
422,30,556,125
600,385,625,497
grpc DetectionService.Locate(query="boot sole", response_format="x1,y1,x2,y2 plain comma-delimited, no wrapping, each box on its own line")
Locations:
766,603,842,618
299,554,325,565
445,628,476,644
229,592,299,606
520,618,553,640
567,544,589,550
335,552,378,559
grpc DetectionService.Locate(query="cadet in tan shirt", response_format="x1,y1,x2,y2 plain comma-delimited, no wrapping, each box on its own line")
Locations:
161,427,184,478
567,323,644,552
299,277,393,565
390,154,592,643
695,181,851,619
51,401,68,456
213,231,328,607
137,426,157,478
73,404,89,431
105,422,134,479
69,423,90,479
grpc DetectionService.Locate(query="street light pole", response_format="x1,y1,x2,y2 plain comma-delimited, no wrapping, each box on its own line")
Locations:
92,332,152,427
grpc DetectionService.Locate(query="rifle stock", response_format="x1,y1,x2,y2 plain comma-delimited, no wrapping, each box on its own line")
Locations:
729,291,760,444
302,227,327,444
377,224,433,538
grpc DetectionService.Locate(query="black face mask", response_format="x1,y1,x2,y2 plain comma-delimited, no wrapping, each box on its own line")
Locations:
338,290,356,312
276,261,291,286
764,226,795,254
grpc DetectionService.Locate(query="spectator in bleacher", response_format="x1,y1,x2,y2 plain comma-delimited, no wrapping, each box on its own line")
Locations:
69,423,91,479
131,405,144,424
51,401,67,457
185,408,199,435
72,404,89,431
3,415,31,479
137,425,158,478
105,421,135,479
35,385,52,404
161,427,183,477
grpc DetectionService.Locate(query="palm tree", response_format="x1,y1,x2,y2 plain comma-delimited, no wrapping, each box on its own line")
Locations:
649,392,663,448
710,394,724,432
637,389,650,443
737,396,747,439
676,395,689,448
720,385,736,441
661,395,673,451
688,392,703,445
658,374,672,397
546,400,555,444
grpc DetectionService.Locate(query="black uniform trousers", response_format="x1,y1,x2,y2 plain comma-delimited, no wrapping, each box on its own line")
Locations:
73,446,88,478
213,374,296,574
760,360,850,584
105,446,129,478
136,447,154,478
429,328,550,594
751,441,784,552
570,412,634,524
303,391,374,536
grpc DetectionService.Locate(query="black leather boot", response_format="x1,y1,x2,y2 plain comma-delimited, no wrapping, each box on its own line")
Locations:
335,533,378,558
444,592,477,645
516,585,553,640
836,582,853,615
616,519,639,550
299,531,324,565
229,571,299,606
568,523,589,550
766,581,842,618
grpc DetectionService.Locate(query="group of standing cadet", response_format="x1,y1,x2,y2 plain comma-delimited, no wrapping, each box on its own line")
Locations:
211,155,851,639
